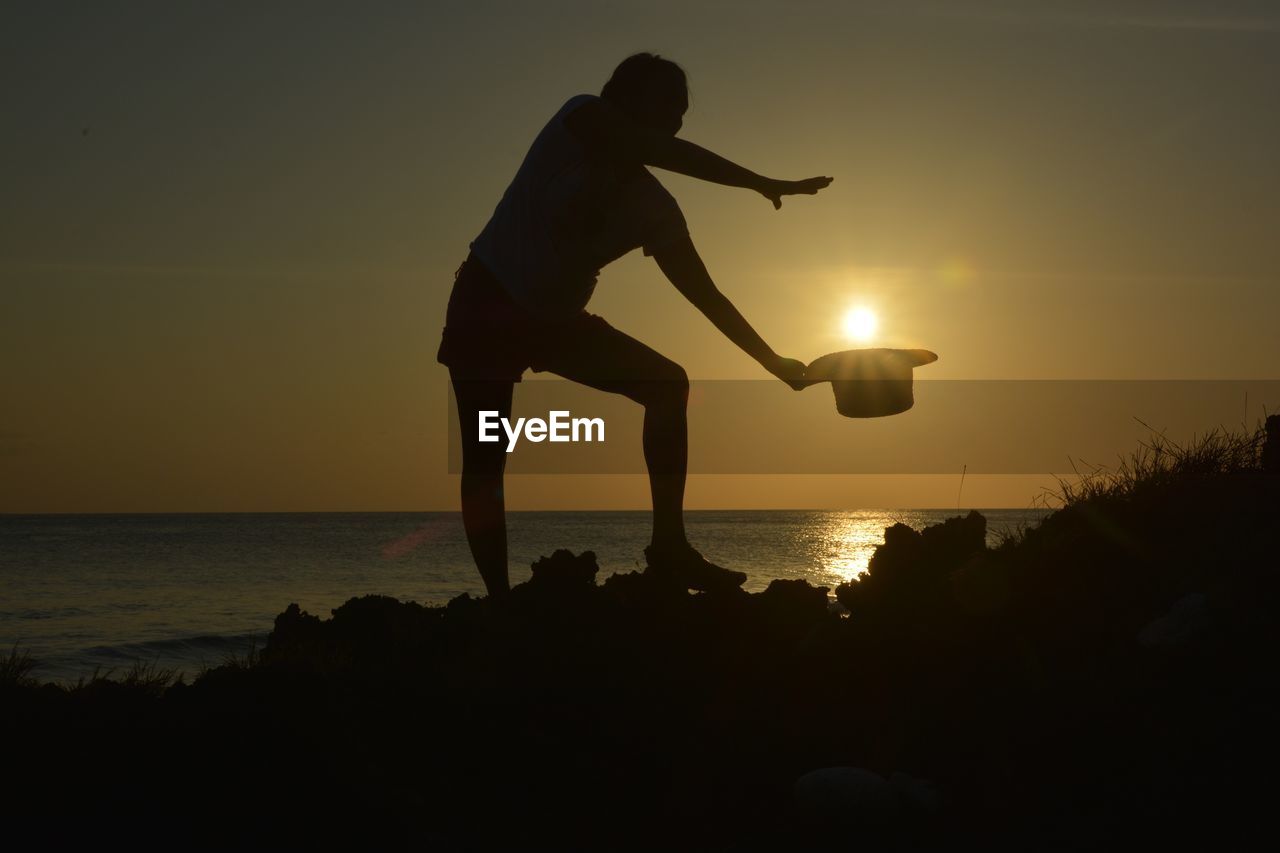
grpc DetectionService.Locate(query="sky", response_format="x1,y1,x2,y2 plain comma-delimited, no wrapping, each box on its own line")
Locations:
3,0,1278,512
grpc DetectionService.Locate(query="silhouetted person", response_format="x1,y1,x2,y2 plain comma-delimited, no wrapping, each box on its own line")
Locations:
437,53,832,596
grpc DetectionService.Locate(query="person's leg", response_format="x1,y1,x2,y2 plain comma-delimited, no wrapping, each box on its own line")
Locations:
450,373,515,597
640,373,690,552
532,317,690,552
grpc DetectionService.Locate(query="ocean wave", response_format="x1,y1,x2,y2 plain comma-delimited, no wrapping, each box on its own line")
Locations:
79,632,268,661
0,606,94,620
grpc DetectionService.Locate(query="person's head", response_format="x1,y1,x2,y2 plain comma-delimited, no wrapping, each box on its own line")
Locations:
601,53,688,136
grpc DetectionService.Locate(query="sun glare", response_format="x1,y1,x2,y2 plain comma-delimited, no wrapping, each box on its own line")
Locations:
842,307,878,342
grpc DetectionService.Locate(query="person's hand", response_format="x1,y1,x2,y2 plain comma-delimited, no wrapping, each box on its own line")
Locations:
758,175,833,210
765,355,809,390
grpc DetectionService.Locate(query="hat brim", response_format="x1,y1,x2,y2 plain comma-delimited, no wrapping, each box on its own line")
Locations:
803,348,938,383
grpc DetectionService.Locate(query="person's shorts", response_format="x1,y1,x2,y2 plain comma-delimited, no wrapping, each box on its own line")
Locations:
436,252,618,383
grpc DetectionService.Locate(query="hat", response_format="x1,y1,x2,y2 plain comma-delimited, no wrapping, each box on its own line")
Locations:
803,348,938,418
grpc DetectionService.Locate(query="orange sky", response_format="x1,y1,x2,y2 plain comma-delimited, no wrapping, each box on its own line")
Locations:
3,1,1278,512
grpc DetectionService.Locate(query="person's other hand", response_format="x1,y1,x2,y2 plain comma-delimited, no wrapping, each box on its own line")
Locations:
766,355,809,390
759,176,833,210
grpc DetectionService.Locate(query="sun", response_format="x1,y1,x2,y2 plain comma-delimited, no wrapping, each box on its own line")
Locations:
842,307,878,342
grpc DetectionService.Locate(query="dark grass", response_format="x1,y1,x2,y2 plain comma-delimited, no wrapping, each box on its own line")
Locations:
0,644,39,688
1044,417,1270,508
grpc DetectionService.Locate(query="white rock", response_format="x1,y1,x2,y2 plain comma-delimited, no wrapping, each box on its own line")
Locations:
793,767,901,824
1138,593,1209,648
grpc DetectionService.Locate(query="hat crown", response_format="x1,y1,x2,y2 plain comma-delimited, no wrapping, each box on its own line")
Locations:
804,348,939,418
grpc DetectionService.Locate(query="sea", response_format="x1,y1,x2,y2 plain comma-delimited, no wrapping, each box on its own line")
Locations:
1,509,1050,684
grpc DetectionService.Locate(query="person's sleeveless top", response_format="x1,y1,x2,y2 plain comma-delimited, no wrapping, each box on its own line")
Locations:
469,94,689,319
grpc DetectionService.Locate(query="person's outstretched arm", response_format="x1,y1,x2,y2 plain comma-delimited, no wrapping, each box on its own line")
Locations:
565,99,833,209
651,234,807,389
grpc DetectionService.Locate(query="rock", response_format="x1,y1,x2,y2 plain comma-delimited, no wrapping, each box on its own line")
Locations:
794,767,941,838
794,766,900,824
446,591,480,616
835,512,989,615
889,771,942,815
757,578,830,618
952,554,1012,614
528,549,599,587
1138,593,1210,648
919,509,987,558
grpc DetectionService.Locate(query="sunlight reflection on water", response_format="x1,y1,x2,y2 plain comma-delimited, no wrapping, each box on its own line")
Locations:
700,509,1042,593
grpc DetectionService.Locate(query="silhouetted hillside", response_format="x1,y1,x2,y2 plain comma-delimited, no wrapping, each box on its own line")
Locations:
4,418,1277,851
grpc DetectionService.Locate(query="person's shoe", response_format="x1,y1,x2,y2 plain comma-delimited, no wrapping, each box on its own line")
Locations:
643,542,747,592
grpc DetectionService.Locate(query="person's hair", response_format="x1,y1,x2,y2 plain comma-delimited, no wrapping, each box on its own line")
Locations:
600,53,689,116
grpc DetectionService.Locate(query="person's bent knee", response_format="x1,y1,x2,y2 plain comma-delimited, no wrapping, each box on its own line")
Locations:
665,362,690,404
643,362,688,408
